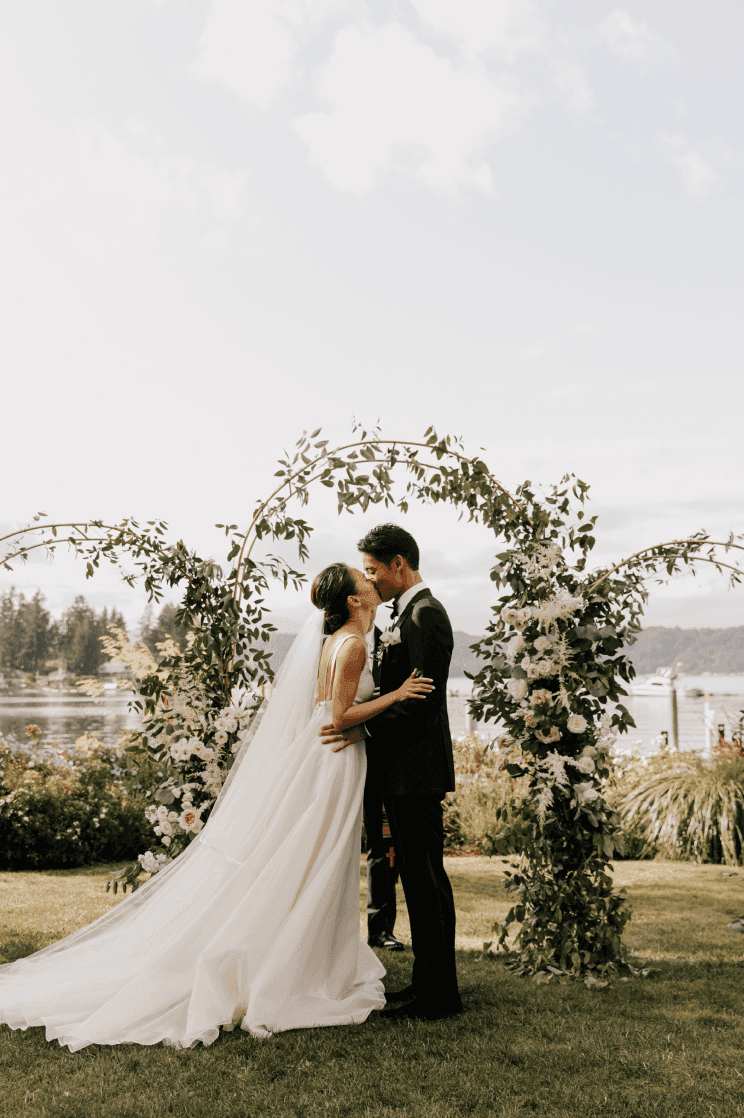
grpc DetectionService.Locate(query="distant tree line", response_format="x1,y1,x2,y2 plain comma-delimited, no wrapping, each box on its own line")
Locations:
0,590,188,677
626,627,744,674
5,593,741,680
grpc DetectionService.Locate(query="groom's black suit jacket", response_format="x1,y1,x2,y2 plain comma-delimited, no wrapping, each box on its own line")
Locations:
366,588,455,797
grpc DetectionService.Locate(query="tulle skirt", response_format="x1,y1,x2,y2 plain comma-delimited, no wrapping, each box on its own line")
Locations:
0,702,385,1050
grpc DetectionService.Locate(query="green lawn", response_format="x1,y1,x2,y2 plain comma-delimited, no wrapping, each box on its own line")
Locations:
1,857,744,1118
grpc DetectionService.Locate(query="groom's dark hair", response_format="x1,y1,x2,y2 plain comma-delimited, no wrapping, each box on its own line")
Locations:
358,524,420,571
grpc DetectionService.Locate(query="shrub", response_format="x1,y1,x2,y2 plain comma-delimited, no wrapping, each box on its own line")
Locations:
0,732,152,870
611,748,744,866
443,733,529,853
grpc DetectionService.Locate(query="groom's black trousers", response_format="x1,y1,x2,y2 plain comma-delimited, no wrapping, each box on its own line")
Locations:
385,795,459,1004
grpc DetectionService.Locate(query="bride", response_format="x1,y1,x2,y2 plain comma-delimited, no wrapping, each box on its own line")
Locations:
0,564,434,1050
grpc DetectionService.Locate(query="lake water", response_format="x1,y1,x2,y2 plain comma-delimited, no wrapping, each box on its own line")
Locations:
447,675,744,753
0,690,142,747
3,675,743,754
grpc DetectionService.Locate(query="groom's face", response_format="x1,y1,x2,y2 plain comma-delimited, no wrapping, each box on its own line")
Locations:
361,553,402,603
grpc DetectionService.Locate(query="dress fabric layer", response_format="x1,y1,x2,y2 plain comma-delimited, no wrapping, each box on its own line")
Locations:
0,615,385,1050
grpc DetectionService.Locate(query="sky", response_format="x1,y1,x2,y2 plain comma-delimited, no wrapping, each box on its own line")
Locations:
1,0,742,637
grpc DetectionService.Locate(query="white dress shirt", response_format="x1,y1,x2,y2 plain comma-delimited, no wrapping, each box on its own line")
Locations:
393,580,428,619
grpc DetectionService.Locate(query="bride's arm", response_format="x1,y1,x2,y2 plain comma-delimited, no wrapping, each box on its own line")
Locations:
330,640,434,732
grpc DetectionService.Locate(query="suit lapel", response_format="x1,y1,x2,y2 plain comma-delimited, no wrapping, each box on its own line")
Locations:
380,588,430,670
395,587,430,631
371,624,382,689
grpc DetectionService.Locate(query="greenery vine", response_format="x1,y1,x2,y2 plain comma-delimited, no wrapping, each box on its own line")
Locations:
3,426,742,977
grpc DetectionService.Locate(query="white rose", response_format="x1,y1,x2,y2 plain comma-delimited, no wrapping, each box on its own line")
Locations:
214,730,228,746
535,726,561,744
170,739,193,762
223,717,238,734
535,659,556,677
531,689,553,706
534,636,552,653
162,835,172,846
179,807,202,832
575,755,595,774
506,678,528,701
526,663,542,679
505,635,526,662
160,820,173,835
574,781,599,805
567,714,588,734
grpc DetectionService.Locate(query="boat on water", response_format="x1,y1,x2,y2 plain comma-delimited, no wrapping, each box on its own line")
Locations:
630,672,686,697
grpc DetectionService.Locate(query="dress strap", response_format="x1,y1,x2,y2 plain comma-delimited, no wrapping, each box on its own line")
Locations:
319,633,366,702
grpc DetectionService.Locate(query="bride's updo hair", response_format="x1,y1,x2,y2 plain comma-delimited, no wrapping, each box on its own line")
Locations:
311,563,358,634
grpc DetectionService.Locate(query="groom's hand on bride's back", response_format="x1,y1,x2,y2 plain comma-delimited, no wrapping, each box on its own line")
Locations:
320,723,365,751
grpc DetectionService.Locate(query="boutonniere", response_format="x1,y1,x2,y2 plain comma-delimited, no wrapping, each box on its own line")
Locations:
376,626,401,662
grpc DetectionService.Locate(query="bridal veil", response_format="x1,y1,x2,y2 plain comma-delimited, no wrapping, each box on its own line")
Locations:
0,611,385,1050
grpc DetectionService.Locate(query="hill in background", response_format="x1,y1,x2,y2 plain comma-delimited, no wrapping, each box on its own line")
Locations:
625,627,744,674
266,627,744,678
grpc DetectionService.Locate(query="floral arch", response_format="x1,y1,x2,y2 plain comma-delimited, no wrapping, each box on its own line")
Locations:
3,425,743,985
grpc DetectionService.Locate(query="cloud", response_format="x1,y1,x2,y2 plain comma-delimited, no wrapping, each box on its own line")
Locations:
56,119,249,251
293,22,526,194
551,60,593,113
659,132,719,199
597,9,678,69
192,0,348,109
409,0,545,62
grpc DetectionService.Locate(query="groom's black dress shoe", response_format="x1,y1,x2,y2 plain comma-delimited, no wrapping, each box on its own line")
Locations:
368,933,405,952
381,996,463,1022
384,983,416,1004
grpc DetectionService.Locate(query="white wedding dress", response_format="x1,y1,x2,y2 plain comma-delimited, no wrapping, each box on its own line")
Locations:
0,613,385,1050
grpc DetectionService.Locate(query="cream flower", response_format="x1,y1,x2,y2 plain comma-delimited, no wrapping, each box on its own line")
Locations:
534,636,552,653
505,635,526,662
574,755,595,775
535,726,561,744
574,781,599,805
567,713,588,734
179,807,203,832
536,784,553,825
506,678,528,701
531,689,553,706
170,738,192,762
501,606,530,630
214,730,229,746
379,627,401,648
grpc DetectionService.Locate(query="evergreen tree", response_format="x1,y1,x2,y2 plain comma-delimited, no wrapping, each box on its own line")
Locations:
17,591,54,672
140,602,189,654
59,597,103,675
0,589,23,673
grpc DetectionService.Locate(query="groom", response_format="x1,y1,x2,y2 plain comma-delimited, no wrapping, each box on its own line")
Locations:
325,523,461,1020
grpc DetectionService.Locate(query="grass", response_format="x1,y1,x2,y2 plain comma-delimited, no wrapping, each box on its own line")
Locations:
1,857,744,1117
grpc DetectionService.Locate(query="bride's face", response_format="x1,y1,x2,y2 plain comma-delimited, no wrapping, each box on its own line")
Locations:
350,568,381,617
